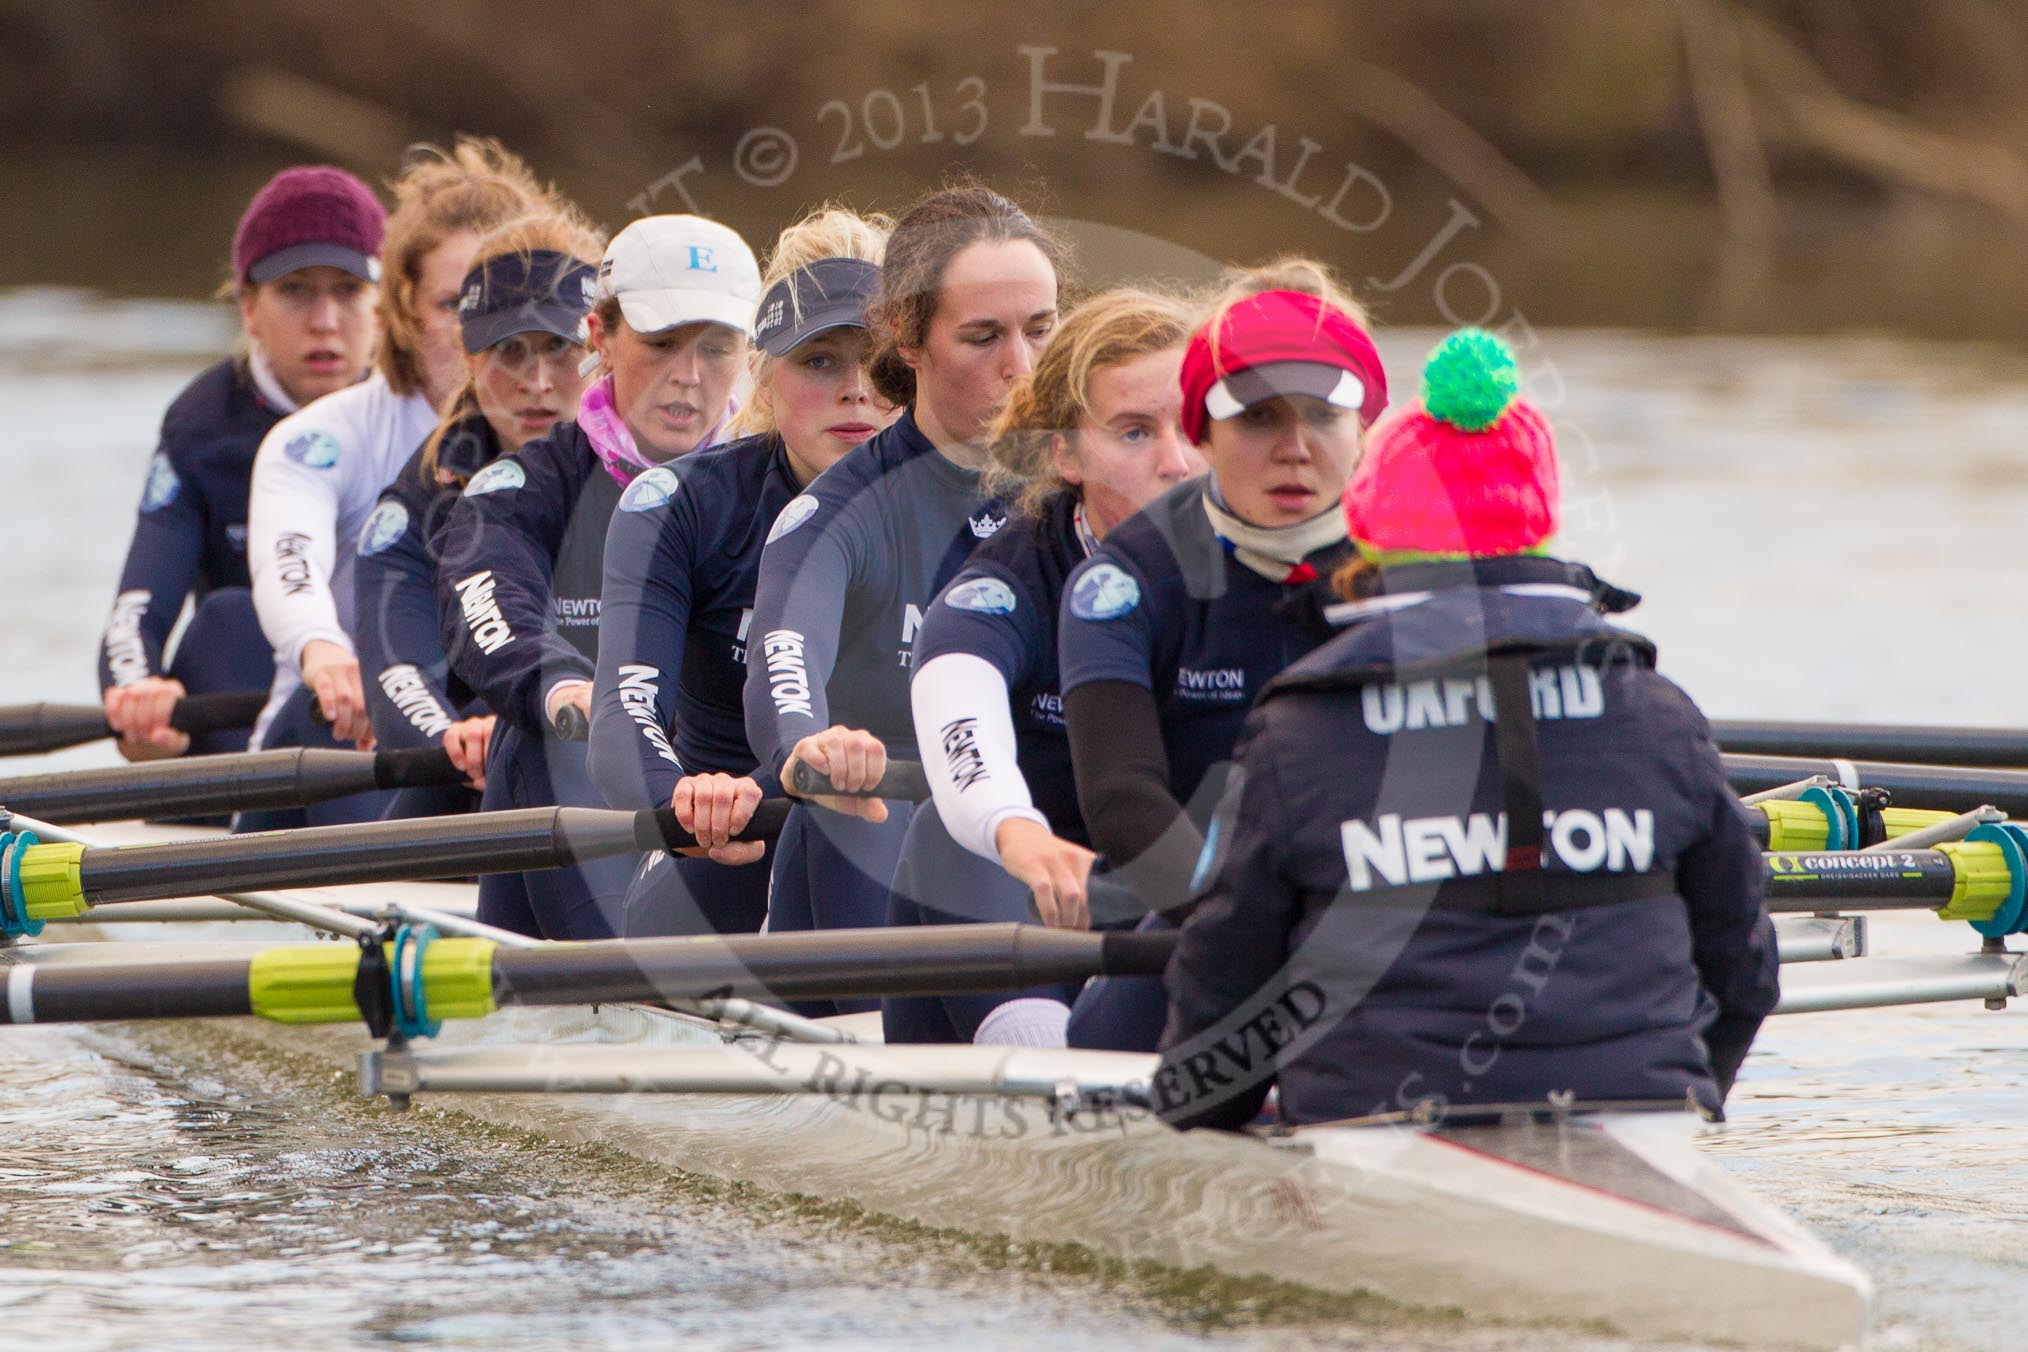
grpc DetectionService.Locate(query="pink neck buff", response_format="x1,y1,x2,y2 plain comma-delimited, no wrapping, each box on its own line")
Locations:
578,375,740,486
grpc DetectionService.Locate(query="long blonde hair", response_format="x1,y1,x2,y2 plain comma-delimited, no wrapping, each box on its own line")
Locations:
416,208,605,486
376,137,559,397
982,287,1195,520
730,205,893,438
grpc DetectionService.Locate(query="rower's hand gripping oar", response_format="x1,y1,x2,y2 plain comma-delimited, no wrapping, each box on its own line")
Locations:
0,690,270,758
0,799,792,936
0,745,469,824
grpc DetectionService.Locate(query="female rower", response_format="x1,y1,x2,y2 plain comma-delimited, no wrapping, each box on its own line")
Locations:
435,214,760,941
742,185,1063,1009
588,207,893,937
352,209,604,815
1056,261,1384,1051
100,166,382,762
245,137,551,828
884,287,1202,1046
1159,331,1779,1130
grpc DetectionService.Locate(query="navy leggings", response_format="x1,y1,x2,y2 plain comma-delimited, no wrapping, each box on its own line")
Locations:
621,848,771,938
765,800,911,1016
473,722,632,941
1066,912,1177,1053
233,680,397,833
881,802,1076,1043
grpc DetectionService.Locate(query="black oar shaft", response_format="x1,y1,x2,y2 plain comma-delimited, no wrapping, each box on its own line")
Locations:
0,922,1173,1027
73,807,602,903
1760,850,1960,911
491,924,1171,1005
57,800,792,906
0,691,270,757
1716,720,2028,769
10,960,256,1023
0,746,461,824
1723,754,2028,820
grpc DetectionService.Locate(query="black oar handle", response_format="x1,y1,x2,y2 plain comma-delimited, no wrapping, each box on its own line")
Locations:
0,690,270,757
165,690,271,736
634,798,793,852
787,758,930,802
373,746,464,789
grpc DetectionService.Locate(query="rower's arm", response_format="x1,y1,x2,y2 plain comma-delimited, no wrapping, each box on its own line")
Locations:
588,490,693,811
743,494,854,780
354,490,460,751
1676,735,1781,1099
248,425,349,669
1157,720,1292,1131
1065,680,1201,915
99,446,205,690
433,451,586,737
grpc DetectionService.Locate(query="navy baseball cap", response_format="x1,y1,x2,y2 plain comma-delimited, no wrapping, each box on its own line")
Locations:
752,257,881,357
458,249,598,354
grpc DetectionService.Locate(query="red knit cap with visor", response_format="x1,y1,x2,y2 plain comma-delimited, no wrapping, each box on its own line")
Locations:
1341,328,1557,559
1178,289,1386,445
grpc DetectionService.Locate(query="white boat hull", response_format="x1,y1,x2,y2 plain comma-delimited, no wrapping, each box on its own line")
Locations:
2,820,1871,1347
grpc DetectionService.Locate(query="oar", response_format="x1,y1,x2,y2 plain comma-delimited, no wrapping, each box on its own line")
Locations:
1716,719,2028,768
0,801,792,932
788,758,930,801
0,923,1177,1027
1723,753,2028,820
0,691,270,757
0,745,467,824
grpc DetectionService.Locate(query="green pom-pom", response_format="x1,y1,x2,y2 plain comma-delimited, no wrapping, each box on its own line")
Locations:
1421,329,1519,433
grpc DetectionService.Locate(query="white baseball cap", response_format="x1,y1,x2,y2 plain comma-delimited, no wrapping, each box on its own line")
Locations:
596,215,761,335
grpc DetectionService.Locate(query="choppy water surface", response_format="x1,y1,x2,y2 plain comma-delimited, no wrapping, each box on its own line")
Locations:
3,294,2028,1349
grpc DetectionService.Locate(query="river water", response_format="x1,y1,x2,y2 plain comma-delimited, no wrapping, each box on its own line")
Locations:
1,293,2026,1349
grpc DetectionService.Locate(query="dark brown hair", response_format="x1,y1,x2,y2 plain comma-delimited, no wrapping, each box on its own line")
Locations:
867,184,1066,407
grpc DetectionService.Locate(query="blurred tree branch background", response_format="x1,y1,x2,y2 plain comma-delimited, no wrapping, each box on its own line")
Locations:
4,0,2026,339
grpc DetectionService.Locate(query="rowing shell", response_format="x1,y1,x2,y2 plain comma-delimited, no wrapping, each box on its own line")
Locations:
1,821,1870,1347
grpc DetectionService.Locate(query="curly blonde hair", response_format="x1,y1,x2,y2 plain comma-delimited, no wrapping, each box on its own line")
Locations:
981,287,1194,520
731,205,893,439
376,137,560,397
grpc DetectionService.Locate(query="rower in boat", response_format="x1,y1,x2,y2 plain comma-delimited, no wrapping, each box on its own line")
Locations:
587,208,895,938
1158,330,1781,1130
742,185,1064,1009
884,287,1202,1046
352,209,605,818
434,215,760,940
98,166,382,765
244,138,555,829
1056,261,1381,1052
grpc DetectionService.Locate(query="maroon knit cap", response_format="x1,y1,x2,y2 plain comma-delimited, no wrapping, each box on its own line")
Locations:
233,166,386,286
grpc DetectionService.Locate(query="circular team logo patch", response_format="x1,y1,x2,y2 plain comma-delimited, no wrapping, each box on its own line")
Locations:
464,459,526,497
1069,563,1141,621
358,500,410,557
945,577,1017,616
766,493,821,544
140,452,181,512
284,429,342,469
620,465,680,513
